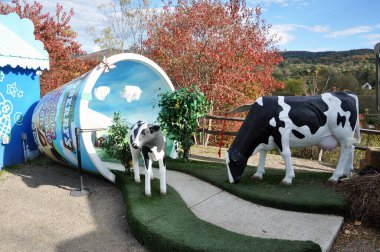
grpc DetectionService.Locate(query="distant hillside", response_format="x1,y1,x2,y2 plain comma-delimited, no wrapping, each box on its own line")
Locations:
280,49,374,65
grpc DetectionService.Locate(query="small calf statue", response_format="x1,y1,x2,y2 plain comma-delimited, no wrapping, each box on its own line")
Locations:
129,121,167,196
226,92,361,185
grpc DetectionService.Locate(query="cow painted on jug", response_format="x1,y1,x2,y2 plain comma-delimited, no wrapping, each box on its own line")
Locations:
129,121,167,196
226,92,361,185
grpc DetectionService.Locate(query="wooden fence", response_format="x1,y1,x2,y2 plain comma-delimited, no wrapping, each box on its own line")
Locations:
199,115,380,151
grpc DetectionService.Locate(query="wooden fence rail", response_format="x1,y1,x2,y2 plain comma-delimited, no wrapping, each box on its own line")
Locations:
199,115,380,151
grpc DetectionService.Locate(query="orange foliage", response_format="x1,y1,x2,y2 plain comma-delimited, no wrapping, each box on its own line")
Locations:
144,0,283,113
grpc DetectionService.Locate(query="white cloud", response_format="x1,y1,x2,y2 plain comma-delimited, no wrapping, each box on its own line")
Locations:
270,25,295,45
362,34,380,47
250,0,312,7
270,23,328,45
34,0,108,53
121,85,143,103
93,86,110,101
326,26,372,38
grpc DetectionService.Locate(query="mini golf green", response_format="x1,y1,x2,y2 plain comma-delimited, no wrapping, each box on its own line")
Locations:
165,159,347,215
116,173,321,252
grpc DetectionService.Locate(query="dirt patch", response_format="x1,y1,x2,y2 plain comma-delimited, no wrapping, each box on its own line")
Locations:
0,164,146,252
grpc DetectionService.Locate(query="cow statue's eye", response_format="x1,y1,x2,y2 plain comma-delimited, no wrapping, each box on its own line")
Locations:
141,131,146,136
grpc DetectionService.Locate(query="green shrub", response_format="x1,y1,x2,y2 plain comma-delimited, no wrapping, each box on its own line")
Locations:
158,86,209,160
102,112,132,170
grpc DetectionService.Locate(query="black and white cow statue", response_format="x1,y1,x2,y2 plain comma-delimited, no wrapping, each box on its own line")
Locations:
226,92,361,185
129,121,167,196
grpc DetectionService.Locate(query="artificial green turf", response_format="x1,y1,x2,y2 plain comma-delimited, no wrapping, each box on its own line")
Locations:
116,173,321,252
165,159,348,216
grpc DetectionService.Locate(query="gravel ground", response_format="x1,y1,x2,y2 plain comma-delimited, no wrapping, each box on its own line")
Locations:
0,163,146,252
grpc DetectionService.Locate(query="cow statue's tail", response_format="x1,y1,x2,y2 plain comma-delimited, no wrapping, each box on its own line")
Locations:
353,94,361,145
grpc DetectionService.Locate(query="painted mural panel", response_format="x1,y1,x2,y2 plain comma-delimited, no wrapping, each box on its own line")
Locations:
0,66,40,167
32,54,174,182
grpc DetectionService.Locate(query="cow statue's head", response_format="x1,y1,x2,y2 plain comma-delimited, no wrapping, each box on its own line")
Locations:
130,121,161,149
226,149,248,183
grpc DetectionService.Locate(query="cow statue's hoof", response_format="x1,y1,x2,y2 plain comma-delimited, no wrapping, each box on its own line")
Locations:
251,174,263,181
327,178,338,185
145,193,152,197
280,178,293,186
134,179,141,184
160,191,167,196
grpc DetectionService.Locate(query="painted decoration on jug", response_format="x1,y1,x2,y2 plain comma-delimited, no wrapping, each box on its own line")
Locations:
32,54,174,182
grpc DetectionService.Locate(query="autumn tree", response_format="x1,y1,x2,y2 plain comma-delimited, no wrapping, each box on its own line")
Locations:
88,0,151,53
144,0,283,114
0,0,99,95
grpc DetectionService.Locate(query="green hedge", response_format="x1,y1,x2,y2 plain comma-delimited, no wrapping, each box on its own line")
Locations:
115,173,321,252
165,159,348,216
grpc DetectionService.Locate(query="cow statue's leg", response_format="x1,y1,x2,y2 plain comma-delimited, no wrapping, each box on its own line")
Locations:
158,157,167,195
343,145,355,176
280,135,295,185
329,141,352,182
251,150,267,181
130,147,141,183
144,158,153,196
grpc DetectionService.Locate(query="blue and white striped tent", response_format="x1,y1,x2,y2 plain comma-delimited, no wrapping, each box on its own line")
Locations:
0,12,49,169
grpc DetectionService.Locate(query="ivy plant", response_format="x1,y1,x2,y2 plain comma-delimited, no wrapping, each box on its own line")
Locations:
158,85,209,160
102,112,132,172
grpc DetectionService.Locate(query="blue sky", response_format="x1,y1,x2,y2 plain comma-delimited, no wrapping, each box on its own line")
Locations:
256,0,380,51
6,0,380,52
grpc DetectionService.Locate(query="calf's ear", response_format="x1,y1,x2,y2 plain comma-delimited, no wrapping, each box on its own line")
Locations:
149,125,160,133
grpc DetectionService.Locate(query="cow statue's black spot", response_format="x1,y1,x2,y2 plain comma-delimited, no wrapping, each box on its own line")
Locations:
284,95,328,135
292,129,305,139
229,96,285,158
332,92,357,131
337,112,346,128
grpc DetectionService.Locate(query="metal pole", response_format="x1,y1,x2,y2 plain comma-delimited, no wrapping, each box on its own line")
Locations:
70,127,91,197
374,43,380,111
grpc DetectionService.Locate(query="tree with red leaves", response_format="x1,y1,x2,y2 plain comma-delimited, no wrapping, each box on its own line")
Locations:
0,0,98,95
144,0,283,113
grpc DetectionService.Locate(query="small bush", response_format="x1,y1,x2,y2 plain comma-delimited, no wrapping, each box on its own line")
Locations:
102,112,132,171
335,173,380,228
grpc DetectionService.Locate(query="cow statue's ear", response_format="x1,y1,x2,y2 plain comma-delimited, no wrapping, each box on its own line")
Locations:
149,125,160,133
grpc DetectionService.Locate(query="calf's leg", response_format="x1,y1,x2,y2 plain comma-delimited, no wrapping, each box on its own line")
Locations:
144,158,153,196
158,158,167,195
130,147,141,183
251,150,267,181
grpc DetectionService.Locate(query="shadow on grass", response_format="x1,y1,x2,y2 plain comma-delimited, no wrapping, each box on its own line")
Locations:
165,159,348,216
116,173,321,252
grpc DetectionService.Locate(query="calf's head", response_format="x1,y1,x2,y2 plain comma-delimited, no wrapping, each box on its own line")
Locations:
131,122,161,149
226,149,248,183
